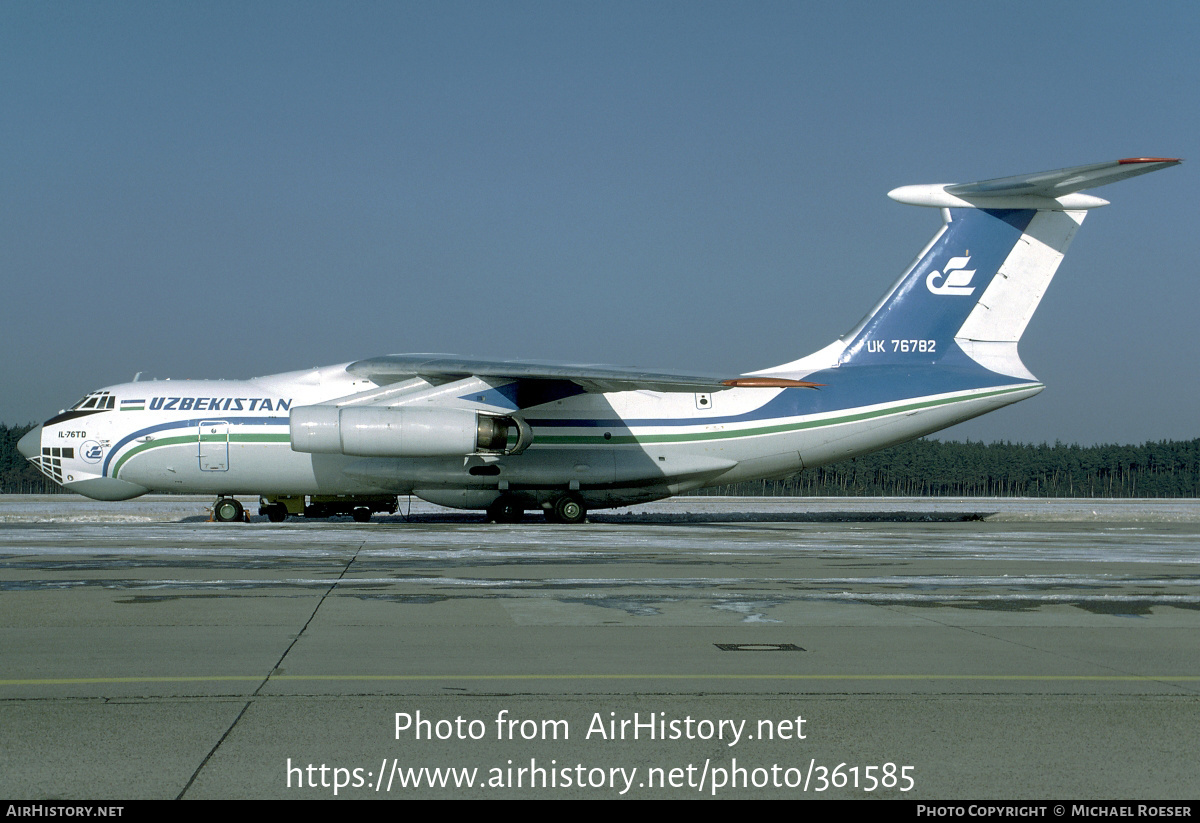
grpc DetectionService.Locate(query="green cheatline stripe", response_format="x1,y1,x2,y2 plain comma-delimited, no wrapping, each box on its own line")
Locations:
112,435,193,477
3,673,1197,686
111,432,291,478
537,385,1036,445
108,385,1035,476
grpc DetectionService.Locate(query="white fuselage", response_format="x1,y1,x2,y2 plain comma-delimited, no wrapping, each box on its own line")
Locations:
25,361,1039,509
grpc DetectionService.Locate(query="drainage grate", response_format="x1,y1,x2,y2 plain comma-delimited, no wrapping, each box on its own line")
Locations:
714,643,805,652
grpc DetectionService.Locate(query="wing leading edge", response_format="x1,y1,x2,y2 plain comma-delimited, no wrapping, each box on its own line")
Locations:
345,354,820,395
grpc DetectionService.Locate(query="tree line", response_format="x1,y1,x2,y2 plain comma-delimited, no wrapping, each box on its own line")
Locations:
699,437,1200,498
0,423,57,493
1,422,1197,497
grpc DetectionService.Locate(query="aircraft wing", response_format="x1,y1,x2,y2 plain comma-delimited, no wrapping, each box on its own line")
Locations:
345,354,819,394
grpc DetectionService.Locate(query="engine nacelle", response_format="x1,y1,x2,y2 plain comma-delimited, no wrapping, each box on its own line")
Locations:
290,406,527,457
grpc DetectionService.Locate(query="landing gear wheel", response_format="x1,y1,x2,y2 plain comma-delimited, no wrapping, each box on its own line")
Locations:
352,507,372,522
548,494,586,524
487,496,525,524
260,503,287,522
214,497,244,523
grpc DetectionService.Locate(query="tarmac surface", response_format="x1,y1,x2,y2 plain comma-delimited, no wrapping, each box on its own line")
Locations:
0,495,1197,799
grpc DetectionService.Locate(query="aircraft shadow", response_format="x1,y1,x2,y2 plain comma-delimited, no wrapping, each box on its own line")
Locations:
184,509,996,525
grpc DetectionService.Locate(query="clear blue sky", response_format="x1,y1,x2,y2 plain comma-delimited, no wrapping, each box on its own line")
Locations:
2,1,1195,445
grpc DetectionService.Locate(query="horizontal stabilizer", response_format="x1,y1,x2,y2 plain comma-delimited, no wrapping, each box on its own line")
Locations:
946,157,1181,198
759,156,1181,382
889,157,1180,209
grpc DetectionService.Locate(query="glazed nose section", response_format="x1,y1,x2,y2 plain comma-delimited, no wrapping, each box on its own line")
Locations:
17,425,42,460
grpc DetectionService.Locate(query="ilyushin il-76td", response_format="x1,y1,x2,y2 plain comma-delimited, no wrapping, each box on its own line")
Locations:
18,158,1180,523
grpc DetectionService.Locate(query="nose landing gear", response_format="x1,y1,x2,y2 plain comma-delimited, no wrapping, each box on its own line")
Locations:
212,497,245,522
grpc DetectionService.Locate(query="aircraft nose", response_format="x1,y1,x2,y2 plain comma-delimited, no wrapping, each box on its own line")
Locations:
17,425,42,460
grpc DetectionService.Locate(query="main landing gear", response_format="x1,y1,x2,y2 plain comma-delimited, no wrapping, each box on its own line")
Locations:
544,494,586,525
486,495,525,524
212,493,589,525
486,493,587,524
260,502,288,522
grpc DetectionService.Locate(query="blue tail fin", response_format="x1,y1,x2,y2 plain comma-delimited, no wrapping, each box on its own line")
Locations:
839,207,1040,369
752,158,1180,382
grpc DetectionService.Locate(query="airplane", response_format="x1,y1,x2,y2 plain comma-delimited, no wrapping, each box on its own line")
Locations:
17,157,1180,524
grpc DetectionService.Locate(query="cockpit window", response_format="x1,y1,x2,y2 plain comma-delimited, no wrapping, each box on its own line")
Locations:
68,391,114,411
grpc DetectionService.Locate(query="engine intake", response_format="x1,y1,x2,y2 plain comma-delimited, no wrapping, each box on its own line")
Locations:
290,406,530,457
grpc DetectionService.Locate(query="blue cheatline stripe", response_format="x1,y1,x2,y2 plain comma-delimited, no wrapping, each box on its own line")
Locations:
526,366,1037,430
103,417,288,477
105,379,1038,475
527,384,1035,445
106,388,1034,478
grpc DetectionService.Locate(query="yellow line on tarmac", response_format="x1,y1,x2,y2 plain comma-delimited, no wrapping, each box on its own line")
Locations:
2,673,1199,686
0,676,265,686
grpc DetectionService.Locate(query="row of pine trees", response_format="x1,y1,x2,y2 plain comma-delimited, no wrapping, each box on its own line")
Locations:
700,438,1200,497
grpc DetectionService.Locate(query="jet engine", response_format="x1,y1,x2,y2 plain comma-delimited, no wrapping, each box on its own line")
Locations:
289,406,530,457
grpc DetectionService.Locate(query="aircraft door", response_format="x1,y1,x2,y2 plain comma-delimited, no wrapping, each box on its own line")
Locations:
199,421,229,472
